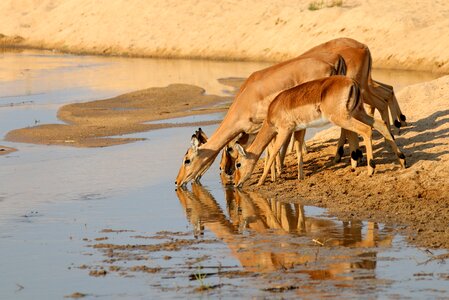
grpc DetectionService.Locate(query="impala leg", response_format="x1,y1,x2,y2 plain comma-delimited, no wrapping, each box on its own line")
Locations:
346,130,361,169
302,140,308,155
334,128,347,164
278,134,293,173
270,149,277,182
258,130,291,186
335,118,375,176
356,108,407,169
362,90,391,132
367,105,376,118
266,142,277,182
275,151,282,176
294,130,306,180
370,85,401,135
372,80,406,127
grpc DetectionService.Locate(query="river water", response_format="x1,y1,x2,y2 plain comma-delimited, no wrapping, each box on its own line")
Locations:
0,49,447,299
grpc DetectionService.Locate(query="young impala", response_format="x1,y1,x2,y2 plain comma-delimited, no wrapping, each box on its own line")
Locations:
233,76,406,188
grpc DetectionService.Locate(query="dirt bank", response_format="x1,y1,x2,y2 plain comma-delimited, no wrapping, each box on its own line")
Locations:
1,0,448,72
5,84,230,147
243,75,449,249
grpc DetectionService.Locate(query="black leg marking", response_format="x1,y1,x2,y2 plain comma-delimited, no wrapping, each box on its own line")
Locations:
351,151,358,161
356,149,363,159
400,114,407,122
394,120,401,128
369,160,376,169
398,153,405,159
338,146,344,157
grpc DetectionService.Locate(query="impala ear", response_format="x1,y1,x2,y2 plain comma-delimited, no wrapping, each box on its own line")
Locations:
191,136,200,154
195,128,208,144
233,143,247,158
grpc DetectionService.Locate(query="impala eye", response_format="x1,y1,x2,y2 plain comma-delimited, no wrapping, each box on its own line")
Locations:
236,162,241,169
184,159,191,165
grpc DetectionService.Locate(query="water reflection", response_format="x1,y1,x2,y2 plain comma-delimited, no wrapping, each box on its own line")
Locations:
176,184,393,282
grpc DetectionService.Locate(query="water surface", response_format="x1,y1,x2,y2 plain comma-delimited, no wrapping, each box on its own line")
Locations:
0,50,447,299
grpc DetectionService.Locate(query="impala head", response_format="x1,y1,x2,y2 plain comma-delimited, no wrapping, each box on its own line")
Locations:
175,128,208,187
219,144,239,185
233,143,256,188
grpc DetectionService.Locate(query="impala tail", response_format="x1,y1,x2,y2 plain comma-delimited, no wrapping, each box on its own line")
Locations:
347,81,361,113
335,55,347,76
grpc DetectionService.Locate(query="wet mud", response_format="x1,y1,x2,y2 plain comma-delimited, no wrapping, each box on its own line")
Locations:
79,184,449,298
244,109,449,249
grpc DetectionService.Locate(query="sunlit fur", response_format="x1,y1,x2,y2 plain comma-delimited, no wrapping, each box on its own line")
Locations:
218,38,406,186
234,76,407,188
175,128,208,187
177,38,406,187
175,55,343,187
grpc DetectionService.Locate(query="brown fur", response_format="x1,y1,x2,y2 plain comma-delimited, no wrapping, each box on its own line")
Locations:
233,76,406,187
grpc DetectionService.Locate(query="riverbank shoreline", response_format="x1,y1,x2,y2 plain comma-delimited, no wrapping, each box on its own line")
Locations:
1,1,449,73
245,75,449,249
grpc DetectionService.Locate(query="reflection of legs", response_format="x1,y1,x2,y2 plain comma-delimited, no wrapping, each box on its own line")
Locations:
356,108,407,168
258,130,292,185
294,130,306,180
295,204,306,233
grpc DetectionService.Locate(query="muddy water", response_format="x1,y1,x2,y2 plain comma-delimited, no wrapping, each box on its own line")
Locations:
0,50,447,299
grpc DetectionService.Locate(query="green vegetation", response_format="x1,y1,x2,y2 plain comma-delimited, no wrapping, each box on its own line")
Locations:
308,0,343,11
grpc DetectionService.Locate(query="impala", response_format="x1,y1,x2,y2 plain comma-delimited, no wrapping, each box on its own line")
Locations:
175,55,346,187
176,38,406,187
233,76,406,187
217,39,406,185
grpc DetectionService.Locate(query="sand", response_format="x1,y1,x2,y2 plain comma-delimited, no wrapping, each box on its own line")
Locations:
5,84,230,147
1,0,449,72
244,75,449,249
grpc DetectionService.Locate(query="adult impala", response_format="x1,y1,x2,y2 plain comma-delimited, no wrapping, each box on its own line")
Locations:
220,39,406,184
176,38,405,187
233,76,406,187
175,55,345,187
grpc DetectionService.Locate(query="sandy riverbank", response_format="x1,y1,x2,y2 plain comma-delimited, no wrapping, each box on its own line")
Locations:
1,0,449,72
244,75,449,249
5,83,232,147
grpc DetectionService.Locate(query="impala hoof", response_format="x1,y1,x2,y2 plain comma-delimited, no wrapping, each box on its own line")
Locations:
398,153,407,168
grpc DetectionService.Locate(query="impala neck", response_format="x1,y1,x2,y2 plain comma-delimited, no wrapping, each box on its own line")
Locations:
201,113,243,153
246,121,277,161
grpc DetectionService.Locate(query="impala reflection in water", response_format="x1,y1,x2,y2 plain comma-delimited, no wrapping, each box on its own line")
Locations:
176,184,393,283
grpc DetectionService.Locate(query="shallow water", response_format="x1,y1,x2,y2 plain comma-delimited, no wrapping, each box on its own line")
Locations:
0,50,447,299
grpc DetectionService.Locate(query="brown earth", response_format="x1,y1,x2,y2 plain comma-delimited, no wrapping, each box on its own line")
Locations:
5,84,230,147
244,75,449,249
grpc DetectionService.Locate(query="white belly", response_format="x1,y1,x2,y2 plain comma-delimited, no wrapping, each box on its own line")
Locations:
294,116,330,130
